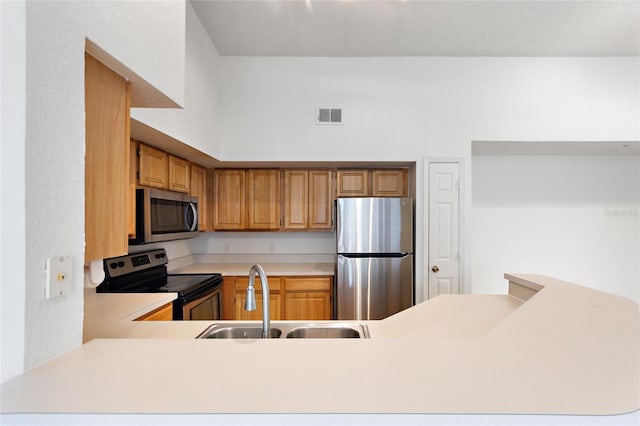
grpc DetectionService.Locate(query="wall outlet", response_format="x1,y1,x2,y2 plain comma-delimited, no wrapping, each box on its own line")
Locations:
45,256,73,299
223,242,230,253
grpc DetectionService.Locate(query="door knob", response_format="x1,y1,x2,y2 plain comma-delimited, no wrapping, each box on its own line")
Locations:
431,265,439,273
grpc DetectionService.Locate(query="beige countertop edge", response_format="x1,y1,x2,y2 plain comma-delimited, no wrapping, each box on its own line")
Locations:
3,273,638,415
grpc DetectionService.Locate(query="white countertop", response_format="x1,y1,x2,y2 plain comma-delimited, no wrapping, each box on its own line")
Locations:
2,274,638,416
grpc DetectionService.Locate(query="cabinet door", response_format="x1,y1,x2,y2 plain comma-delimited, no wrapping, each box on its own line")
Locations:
283,170,308,230
246,169,281,230
190,164,207,231
308,170,333,229
372,169,407,197
135,302,173,321
169,155,190,193
127,139,138,239
213,169,245,230
234,293,282,321
84,53,129,262
284,292,331,320
283,277,332,320
336,170,368,197
138,143,168,189
233,276,282,320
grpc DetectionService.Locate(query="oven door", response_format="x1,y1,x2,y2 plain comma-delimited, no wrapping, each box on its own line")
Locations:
180,286,222,321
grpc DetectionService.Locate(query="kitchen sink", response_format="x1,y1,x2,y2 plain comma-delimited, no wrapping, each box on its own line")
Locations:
285,324,365,338
196,322,369,339
198,325,282,339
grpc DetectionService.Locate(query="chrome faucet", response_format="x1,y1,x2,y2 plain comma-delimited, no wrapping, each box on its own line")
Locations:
245,264,270,338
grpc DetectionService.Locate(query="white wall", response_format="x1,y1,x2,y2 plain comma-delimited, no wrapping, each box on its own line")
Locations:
218,56,640,300
193,231,335,257
131,2,222,159
1,0,27,383
0,0,186,382
472,154,640,301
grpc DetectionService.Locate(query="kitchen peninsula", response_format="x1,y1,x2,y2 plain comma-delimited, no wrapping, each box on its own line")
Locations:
1,274,638,417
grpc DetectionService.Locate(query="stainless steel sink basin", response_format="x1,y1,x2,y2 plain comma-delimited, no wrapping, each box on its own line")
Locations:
285,324,365,338
197,325,282,339
196,322,369,339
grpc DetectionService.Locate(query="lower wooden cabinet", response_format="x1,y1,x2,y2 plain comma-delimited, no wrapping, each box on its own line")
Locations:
224,275,333,321
135,302,173,321
283,277,332,320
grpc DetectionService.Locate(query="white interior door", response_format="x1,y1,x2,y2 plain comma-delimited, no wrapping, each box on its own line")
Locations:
428,162,460,298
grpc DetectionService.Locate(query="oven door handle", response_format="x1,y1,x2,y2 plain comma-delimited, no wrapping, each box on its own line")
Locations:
185,202,198,232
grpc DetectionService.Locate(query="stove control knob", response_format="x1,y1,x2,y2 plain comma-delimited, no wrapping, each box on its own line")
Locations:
109,262,118,269
155,253,166,259
117,261,125,267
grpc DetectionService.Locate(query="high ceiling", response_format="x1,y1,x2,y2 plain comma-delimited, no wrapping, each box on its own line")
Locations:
191,0,640,57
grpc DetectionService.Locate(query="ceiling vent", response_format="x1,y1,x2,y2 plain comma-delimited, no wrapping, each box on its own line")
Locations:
317,108,342,124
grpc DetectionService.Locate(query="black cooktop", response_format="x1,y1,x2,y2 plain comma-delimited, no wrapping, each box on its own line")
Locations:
97,249,222,299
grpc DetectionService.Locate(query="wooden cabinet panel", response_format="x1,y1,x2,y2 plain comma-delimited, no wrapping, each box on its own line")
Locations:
213,169,245,230
135,302,173,321
205,168,215,231
234,293,282,321
127,139,138,239
308,170,333,229
283,277,332,320
284,292,331,320
283,169,333,230
233,276,282,320
228,275,333,320
138,143,168,189
84,53,129,262
190,164,207,231
336,170,368,197
234,276,281,292
283,170,308,229
284,277,331,292
169,155,190,193
246,169,280,230
372,169,407,197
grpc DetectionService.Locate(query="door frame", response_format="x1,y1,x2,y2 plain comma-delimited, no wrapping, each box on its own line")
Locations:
423,157,466,299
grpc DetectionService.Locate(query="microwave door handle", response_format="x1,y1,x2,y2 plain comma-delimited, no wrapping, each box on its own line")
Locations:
185,203,198,231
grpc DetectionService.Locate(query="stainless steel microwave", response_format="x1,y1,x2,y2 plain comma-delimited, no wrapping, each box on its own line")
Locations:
129,188,199,245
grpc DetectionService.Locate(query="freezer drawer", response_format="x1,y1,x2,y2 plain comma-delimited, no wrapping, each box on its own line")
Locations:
337,254,413,320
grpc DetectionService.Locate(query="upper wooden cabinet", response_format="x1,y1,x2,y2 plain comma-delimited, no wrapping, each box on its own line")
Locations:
336,170,368,197
190,164,207,231
84,53,130,262
246,169,281,230
308,170,334,229
283,170,333,230
372,169,408,197
128,139,138,239
213,169,245,230
337,169,408,197
138,143,168,189
283,170,307,229
169,155,190,193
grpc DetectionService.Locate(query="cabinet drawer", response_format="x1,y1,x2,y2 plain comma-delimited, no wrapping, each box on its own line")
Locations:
234,276,282,292
284,277,331,292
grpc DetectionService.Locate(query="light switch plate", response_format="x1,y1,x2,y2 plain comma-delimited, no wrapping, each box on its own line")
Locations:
45,256,73,299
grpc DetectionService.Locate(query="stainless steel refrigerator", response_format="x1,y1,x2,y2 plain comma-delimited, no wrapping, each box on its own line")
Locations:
336,197,414,320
